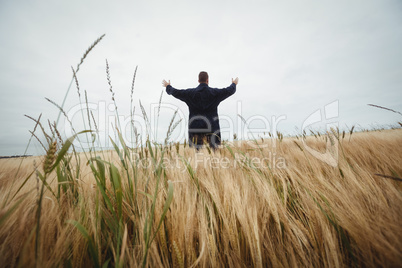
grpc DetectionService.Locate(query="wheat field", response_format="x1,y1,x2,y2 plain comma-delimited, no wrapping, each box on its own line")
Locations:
0,128,401,267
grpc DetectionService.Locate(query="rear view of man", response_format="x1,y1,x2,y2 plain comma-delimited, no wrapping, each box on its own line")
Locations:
162,71,238,149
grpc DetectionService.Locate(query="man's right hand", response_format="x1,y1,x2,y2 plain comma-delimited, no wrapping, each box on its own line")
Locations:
232,77,239,85
162,79,171,87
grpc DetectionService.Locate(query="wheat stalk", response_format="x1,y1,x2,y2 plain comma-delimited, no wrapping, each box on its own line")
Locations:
43,140,57,174
76,34,105,72
52,122,63,146
56,34,106,126
164,109,181,145
173,240,184,268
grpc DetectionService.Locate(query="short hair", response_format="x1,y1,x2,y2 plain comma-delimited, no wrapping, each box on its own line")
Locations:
198,71,209,83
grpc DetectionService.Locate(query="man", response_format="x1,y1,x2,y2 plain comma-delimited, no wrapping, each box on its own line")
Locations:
162,71,238,149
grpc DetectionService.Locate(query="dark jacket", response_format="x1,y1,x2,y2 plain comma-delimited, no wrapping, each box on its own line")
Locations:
166,82,236,146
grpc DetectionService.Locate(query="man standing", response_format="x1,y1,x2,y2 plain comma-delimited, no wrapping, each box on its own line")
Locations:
162,71,238,149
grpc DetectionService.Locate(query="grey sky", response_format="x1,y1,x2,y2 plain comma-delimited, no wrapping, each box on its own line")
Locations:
0,0,401,156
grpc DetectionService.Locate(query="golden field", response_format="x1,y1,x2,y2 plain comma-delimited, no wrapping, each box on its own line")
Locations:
0,129,401,267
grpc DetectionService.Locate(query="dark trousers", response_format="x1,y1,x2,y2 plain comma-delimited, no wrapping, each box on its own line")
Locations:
189,132,221,150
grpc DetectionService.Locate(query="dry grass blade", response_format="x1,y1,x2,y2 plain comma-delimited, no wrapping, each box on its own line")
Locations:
374,173,402,182
293,140,303,151
24,114,51,145
45,98,75,132
368,104,402,116
131,65,138,101
84,91,92,130
28,130,47,151
71,66,80,97
45,99,70,124
157,90,163,118
25,113,42,134
90,110,98,133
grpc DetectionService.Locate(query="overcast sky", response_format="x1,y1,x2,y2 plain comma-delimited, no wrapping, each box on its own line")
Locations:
0,0,401,156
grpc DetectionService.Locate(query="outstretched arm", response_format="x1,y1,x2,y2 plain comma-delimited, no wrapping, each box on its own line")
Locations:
162,79,188,102
217,77,239,102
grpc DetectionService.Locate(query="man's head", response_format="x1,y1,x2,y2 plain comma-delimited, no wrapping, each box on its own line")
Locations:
198,71,209,84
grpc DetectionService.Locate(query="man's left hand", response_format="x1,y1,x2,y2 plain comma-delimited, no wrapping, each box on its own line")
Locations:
232,77,239,85
162,79,171,87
